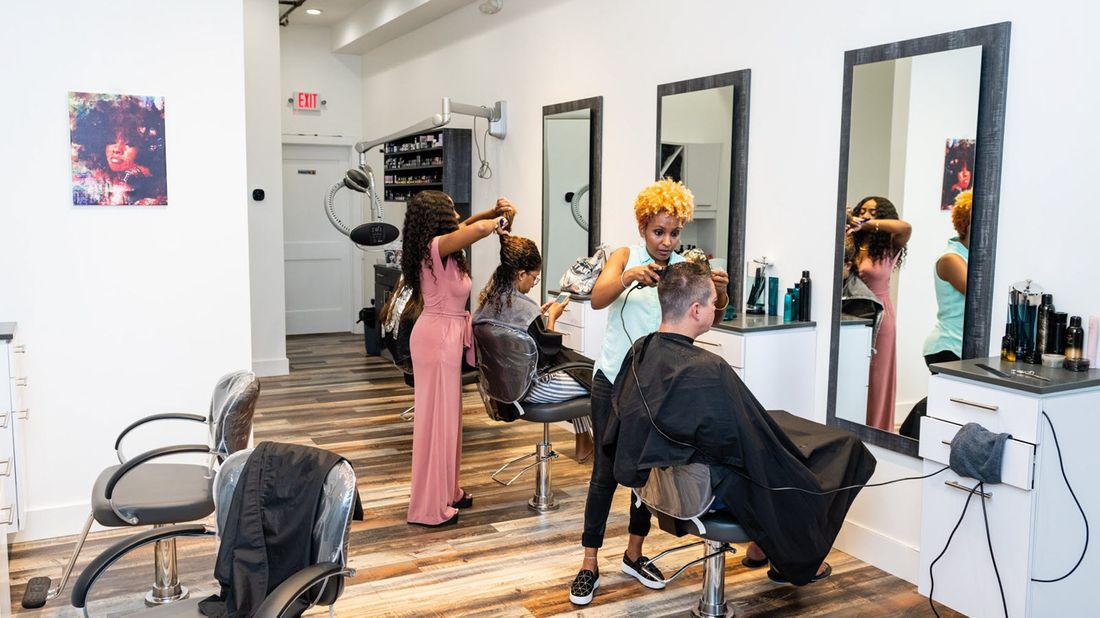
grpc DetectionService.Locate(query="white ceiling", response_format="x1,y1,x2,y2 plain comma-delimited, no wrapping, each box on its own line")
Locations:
281,0,370,27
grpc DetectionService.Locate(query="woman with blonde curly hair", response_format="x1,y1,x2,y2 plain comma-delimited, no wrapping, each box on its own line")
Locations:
568,178,729,606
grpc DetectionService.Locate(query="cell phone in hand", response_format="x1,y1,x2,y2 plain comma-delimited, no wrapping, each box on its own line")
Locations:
555,292,570,304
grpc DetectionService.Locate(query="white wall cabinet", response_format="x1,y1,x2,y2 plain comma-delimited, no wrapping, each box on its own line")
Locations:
552,297,607,361
0,323,28,534
836,319,872,424
917,361,1099,617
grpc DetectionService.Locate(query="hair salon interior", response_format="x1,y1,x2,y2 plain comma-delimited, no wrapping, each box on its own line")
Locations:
2,0,1099,616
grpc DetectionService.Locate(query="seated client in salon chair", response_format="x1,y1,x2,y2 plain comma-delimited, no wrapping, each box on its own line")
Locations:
604,262,877,585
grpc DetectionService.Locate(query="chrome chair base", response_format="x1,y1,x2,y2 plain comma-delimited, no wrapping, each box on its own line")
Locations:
690,540,733,618
491,424,560,512
144,534,189,606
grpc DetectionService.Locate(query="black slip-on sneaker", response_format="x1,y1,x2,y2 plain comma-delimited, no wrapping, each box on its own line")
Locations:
622,552,666,590
569,568,600,605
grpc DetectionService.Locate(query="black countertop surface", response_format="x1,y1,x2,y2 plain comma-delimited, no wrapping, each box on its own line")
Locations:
840,314,874,326
0,322,15,341
932,356,1100,395
713,314,815,334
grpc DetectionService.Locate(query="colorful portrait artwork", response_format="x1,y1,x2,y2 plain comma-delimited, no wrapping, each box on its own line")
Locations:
69,92,168,206
941,138,975,211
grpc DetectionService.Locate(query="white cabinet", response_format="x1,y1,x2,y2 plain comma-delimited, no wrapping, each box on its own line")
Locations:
0,480,9,611
694,321,817,418
0,323,28,534
917,362,1100,617
681,143,722,211
553,297,607,360
835,320,872,424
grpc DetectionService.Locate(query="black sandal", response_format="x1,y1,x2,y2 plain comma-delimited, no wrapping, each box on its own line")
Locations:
409,512,459,528
741,556,769,569
767,562,831,585
453,493,473,509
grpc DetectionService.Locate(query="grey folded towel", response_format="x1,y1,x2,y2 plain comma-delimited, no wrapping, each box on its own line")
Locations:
949,423,1012,484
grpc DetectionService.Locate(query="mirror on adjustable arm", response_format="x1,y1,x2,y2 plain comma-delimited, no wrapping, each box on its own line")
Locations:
656,70,750,311
826,23,1011,456
541,97,603,298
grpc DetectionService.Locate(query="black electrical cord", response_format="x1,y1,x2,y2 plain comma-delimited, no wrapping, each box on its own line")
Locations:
1031,410,1089,583
928,480,980,618
978,480,1009,618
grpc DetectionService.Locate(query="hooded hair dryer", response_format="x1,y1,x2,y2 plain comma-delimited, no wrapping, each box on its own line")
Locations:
324,163,400,247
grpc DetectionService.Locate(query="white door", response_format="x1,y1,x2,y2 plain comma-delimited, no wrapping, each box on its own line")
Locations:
282,145,355,335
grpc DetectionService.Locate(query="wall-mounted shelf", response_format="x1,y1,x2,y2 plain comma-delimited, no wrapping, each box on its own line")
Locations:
382,128,470,210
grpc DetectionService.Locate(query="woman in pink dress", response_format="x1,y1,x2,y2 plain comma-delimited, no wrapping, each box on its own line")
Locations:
401,191,515,526
847,196,911,432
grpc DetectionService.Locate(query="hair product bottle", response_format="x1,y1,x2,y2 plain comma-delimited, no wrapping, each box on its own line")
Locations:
791,284,801,322
783,289,793,322
1035,294,1056,355
799,270,812,321
1064,316,1085,360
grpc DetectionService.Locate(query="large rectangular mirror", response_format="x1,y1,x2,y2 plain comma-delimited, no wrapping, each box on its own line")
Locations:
656,70,750,310
542,97,602,298
827,23,1011,455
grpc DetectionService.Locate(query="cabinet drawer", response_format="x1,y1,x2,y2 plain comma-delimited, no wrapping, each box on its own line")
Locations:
695,330,744,368
7,341,25,380
553,323,582,353
928,375,1040,444
919,416,1035,490
918,463,1032,618
556,302,585,328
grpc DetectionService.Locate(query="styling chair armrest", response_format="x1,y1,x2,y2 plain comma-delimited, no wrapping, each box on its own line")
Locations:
114,413,207,464
103,444,212,524
253,562,356,618
70,523,212,609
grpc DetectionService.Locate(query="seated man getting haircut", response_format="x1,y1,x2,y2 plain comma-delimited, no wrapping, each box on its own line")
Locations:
604,262,876,586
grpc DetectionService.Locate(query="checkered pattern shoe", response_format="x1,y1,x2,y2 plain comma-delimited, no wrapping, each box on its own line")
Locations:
568,568,600,605
622,552,666,590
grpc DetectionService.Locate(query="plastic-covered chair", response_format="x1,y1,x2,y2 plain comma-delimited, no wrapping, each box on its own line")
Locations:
22,371,261,609
637,463,752,618
472,321,591,512
70,446,357,617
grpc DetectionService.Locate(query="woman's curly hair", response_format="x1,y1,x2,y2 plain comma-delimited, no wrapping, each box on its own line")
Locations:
401,190,468,309
635,178,694,227
952,190,973,240
478,236,541,313
851,196,906,269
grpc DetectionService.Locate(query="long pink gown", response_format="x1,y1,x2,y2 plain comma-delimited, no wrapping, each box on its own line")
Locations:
859,253,898,432
407,237,475,525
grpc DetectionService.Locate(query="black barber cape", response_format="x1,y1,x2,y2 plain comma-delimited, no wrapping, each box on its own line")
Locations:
604,333,876,586
200,442,362,618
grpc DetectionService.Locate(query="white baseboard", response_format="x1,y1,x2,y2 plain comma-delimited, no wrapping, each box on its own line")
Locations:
834,519,920,584
14,502,104,543
252,357,289,377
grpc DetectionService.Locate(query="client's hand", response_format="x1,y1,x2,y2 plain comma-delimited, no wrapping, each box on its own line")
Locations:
546,296,570,321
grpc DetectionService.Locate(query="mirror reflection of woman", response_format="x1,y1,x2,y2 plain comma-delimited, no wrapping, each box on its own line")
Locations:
846,196,911,432
900,191,972,438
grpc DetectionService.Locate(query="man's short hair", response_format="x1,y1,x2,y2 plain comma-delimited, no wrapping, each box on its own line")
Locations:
658,261,713,320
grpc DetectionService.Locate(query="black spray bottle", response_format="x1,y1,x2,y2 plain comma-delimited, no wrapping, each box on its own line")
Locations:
1035,294,1056,356
799,270,812,321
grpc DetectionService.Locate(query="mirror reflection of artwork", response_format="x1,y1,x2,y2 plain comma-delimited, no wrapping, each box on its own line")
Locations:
836,46,981,437
941,138,975,210
69,92,168,206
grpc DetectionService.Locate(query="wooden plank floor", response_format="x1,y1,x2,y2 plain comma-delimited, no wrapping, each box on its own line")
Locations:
8,333,961,617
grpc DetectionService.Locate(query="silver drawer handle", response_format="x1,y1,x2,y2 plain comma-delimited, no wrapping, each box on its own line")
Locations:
0,459,10,477
949,397,998,412
695,339,721,348
946,480,992,500
13,345,25,354
14,409,28,421
0,412,7,429
0,506,13,526
941,440,953,446
14,377,27,387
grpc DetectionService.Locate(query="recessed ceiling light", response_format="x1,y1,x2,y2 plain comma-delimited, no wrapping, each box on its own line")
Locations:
305,8,323,15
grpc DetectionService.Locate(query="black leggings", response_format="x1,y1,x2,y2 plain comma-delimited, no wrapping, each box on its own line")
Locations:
899,350,961,439
581,370,651,549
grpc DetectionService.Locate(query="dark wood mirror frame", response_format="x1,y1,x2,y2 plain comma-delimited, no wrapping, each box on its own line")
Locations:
655,70,751,310
541,96,603,296
826,22,1011,456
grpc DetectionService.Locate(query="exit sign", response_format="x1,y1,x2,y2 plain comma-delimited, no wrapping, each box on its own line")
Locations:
293,91,320,110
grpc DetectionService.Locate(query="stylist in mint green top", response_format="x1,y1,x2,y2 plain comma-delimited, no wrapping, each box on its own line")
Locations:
567,179,730,606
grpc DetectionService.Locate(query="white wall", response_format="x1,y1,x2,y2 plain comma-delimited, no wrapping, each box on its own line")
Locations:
359,0,1100,583
246,0,289,377
544,117,591,290
0,0,252,540
846,60,895,203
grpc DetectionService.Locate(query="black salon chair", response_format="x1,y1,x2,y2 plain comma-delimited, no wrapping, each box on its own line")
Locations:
381,319,479,422
472,321,591,512
23,371,260,609
637,463,752,618
397,369,480,422
70,445,357,616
